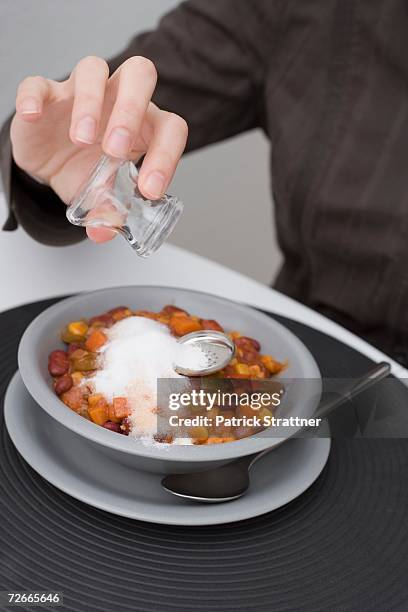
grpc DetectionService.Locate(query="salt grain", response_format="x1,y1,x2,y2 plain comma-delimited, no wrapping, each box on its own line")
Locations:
175,343,209,370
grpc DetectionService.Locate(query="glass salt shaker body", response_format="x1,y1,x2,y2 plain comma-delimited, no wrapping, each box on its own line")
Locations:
66,155,183,257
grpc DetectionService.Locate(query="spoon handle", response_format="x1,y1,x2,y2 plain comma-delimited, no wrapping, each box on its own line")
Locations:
313,361,390,421
242,361,391,471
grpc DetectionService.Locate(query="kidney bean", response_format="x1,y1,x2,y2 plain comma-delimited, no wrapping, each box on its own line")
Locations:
201,319,224,332
103,421,121,433
88,313,114,327
54,374,73,395
239,350,262,364
107,306,128,315
234,337,261,352
48,350,69,376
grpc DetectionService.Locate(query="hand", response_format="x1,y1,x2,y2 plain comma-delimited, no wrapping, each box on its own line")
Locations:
10,55,188,242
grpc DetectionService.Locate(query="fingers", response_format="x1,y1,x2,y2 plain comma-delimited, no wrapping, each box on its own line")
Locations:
102,56,157,159
15,76,51,122
69,56,109,145
138,109,188,200
86,227,116,243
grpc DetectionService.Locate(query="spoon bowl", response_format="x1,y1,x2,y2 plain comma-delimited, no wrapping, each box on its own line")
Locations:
174,330,236,376
162,460,251,503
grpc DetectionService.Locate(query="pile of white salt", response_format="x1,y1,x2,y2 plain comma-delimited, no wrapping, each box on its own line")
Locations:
88,316,207,442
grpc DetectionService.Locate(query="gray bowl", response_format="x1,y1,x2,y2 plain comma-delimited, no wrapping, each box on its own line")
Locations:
18,286,321,474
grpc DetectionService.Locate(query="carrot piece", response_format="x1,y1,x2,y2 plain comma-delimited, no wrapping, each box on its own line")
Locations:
88,393,104,407
260,355,286,374
88,399,108,425
85,330,107,352
113,397,131,419
169,315,202,336
206,436,236,444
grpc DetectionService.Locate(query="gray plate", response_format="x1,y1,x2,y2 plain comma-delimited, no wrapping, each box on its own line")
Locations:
5,372,331,526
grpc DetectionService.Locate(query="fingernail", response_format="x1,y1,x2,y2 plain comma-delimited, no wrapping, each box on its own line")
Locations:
75,115,96,144
20,97,40,115
143,172,166,199
106,127,131,158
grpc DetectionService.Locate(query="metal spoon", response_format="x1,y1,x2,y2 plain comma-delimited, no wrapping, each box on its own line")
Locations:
174,330,236,376
162,361,391,503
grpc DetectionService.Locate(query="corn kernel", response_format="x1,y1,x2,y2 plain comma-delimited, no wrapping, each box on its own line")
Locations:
67,321,88,337
190,426,209,444
71,372,84,386
261,355,283,374
249,365,262,378
235,363,250,376
259,407,273,422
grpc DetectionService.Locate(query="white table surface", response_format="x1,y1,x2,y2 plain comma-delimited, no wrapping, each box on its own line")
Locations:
1,198,407,382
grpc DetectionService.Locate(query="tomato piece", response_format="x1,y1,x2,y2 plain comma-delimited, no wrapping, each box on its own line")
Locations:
201,319,224,332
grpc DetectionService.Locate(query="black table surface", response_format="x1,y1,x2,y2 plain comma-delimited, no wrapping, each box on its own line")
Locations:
0,297,408,612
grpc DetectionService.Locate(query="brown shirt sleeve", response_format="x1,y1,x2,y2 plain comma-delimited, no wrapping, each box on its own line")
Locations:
1,0,269,246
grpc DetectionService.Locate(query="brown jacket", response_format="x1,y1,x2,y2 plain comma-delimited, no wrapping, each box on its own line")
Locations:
1,0,408,361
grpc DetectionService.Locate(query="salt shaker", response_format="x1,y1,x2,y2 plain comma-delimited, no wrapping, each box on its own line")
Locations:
66,155,183,257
